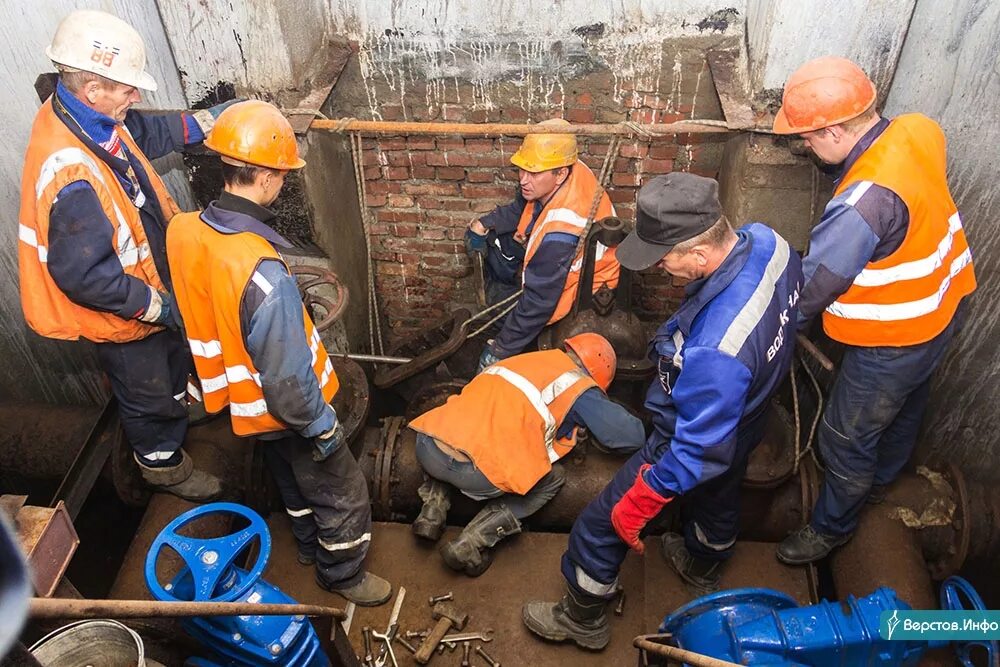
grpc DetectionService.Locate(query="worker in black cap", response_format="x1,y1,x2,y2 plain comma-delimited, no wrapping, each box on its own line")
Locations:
523,173,804,650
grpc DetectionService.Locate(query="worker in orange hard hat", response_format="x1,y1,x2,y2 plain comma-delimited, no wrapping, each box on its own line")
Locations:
465,118,621,373
772,56,976,565
19,9,239,502
408,332,644,576
167,101,393,607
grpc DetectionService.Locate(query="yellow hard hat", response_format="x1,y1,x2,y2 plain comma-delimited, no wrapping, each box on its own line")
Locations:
511,119,578,172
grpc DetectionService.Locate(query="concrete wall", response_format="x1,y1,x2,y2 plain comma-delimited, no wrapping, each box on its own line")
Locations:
0,1,194,405
883,0,1000,477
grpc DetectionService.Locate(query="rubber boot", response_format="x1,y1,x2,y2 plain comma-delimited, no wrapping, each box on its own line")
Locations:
522,585,611,651
322,571,392,607
440,502,521,576
412,479,451,542
135,450,223,502
661,532,722,597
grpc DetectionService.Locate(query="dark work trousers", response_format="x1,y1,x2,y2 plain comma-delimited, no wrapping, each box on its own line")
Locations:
560,409,769,599
263,435,372,589
811,312,963,537
95,329,190,463
414,433,565,519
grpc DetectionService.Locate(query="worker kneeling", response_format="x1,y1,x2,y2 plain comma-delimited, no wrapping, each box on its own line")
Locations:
408,333,645,576
167,101,391,606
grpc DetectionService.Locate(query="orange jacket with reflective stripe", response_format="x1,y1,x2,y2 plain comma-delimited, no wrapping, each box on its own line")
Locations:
409,349,596,494
517,162,620,324
167,211,339,436
18,99,178,342
823,114,976,346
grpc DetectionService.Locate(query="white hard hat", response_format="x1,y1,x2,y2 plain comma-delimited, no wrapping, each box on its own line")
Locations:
45,9,158,91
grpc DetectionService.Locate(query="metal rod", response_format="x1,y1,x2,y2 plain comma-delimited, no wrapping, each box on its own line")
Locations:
341,353,412,365
633,635,743,667
29,597,347,621
311,118,732,137
796,334,835,372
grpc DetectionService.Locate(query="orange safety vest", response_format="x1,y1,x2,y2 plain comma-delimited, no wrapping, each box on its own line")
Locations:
823,114,976,346
517,161,620,324
18,99,179,343
409,349,597,494
167,211,339,436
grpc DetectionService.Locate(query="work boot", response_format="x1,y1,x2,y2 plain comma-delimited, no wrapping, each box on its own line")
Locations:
321,571,392,607
522,585,611,651
776,525,852,565
135,450,223,502
412,479,451,542
660,533,722,598
440,503,521,576
867,484,888,505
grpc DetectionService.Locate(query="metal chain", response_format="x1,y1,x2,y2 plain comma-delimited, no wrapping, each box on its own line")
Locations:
350,131,385,355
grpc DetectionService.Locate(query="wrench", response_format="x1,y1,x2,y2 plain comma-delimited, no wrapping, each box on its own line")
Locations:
440,629,494,643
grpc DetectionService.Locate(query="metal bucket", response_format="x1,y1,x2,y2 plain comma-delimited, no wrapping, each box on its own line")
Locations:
29,619,145,667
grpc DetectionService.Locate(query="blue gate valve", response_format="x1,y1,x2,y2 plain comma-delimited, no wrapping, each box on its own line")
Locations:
145,502,328,667
659,576,997,666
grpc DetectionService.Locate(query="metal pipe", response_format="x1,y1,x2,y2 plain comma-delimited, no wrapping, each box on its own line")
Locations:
340,353,412,365
633,635,743,667
796,334,835,372
311,118,733,137
29,597,346,621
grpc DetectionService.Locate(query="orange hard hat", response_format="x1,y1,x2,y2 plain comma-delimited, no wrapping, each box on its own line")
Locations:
564,333,617,391
772,56,877,135
204,100,305,170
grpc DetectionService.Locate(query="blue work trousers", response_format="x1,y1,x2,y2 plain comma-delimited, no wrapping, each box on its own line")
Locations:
95,329,191,462
561,409,768,599
810,312,962,537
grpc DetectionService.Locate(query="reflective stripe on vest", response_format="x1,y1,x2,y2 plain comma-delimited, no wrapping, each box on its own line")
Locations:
852,212,964,287
482,365,588,463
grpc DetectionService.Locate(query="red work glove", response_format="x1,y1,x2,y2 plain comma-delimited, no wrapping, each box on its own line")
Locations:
611,464,673,554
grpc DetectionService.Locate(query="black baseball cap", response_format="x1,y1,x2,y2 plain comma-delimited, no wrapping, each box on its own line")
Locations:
616,173,723,271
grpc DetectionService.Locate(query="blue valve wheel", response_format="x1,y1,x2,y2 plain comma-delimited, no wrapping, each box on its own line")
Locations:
145,502,271,603
940,576,999,667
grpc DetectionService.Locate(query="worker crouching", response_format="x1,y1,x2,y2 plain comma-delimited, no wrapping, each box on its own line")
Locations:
166,101,391,607
408,333,645,576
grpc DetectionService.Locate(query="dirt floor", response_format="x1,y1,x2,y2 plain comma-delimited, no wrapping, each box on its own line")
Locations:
264,519,814,665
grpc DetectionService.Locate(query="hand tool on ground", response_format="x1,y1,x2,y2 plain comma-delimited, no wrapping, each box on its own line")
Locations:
362,626,374,667
404,630,429,639
29,597,347,620
428,592,453,605
440,630,494,643
414,602,469,664
460,641,472,667
475,645,500,667
395,636,418,655
615,589,626,616
372,586,406,667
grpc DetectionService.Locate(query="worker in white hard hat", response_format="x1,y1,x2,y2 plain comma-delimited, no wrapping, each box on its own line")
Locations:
18,9,237,501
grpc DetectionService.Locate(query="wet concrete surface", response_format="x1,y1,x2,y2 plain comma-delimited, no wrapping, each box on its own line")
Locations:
264,518,814,665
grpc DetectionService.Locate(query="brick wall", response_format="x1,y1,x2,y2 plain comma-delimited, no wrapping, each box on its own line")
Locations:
330,36,734,341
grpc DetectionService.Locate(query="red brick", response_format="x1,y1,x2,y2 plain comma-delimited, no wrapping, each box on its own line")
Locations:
442,104,465,121
469,154,508,168
632,109,658,124
619,143,648,158
393,223,418,237
377,137,407,150
641,158,674,174
575,92,594,106
361,150,380,167
367,223,391,236
471,200,498,213
380,104,405,120
468,108,501,123
365,181,402,195
385,167,409,180
503,107,529,121
608,188,636,204
425,152,450,167
386,193,415,207
365,193,387,207
461,184,511,198
564,108,595,124
416,196,443,210
464,139,495,153
403,182,460,196
649,144,679,160
437,138,465,151
466,170,494,183
407,136,436,150
411,165,436,179
612,172,640,187
441,199,471,211
440,152,480,167
436,167,466,180
419,226,447,240
363,166,382,181
375,209,421,223
642,94,667,110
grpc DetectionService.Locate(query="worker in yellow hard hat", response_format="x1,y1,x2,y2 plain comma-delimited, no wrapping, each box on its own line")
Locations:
18,9,236,501
466,119,621,372
771,56,976,565
167,101,393,607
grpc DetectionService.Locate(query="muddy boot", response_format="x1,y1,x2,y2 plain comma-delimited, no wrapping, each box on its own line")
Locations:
661,532,722,598
522,585,611,651
412,479,451,542
440,503,521,576
135,451,223,502
322,571,392,607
